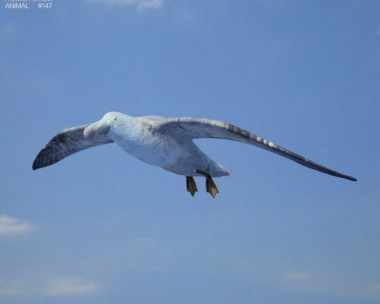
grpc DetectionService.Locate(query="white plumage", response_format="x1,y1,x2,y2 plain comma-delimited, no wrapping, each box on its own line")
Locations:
33,112,356,197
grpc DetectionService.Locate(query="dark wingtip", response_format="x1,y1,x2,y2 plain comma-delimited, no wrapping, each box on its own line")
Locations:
32,159,40,170
32,153,46,170
346,176,357,182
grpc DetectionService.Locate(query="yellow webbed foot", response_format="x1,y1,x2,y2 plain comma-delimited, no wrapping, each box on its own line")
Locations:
186,176,198,197
206,176,219,198
195,169,219,198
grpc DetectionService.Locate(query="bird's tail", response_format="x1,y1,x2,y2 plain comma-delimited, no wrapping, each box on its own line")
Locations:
214,164,230,177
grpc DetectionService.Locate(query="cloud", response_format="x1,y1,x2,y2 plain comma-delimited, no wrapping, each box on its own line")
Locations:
0,279,27,296
131,237,156,247
281,271,313,291
0,215,34,236
86,0,164,11
280,271,380,298
284,272,312,281
366,283,380,296
0,276,101,298
2,25,16,34
43,276,101,297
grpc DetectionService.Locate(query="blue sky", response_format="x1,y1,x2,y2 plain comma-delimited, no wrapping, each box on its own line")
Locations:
1,0,379,303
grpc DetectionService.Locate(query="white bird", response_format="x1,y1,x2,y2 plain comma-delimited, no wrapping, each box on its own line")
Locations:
33,112,357,197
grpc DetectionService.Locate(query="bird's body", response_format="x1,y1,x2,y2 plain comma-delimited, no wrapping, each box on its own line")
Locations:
106,114,228,177
33,112,356,197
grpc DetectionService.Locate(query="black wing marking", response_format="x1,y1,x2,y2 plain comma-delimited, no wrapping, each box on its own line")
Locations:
155,117,357,181
32,124,113,170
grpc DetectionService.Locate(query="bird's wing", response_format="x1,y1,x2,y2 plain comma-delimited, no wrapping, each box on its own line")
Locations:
32,124,113,170
155,117,357,181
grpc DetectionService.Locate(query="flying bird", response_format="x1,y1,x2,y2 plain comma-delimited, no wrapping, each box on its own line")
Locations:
32,112,357,197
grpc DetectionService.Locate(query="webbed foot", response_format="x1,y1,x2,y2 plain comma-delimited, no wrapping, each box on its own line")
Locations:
186,176,198,197
195,170,219,198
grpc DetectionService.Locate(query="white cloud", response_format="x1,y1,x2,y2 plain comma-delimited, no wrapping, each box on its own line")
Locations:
284,272,312,281
86,0,164,11
43,276,101,297
362,283,380,296
0,215,34,236
280,270,380,298
0,279,27,296
281,271,313,291
0,276,101,298
2,25,16,34
131,237,155,247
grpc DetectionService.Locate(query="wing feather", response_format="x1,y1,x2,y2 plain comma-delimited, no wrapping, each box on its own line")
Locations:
32,124,113,170
155,118,357,181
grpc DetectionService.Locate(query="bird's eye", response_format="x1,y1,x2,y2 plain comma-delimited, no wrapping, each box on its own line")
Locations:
114,117,117,121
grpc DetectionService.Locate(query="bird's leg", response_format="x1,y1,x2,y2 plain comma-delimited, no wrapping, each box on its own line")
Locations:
206,176,219,198
186,176,198,197
195,170,219,198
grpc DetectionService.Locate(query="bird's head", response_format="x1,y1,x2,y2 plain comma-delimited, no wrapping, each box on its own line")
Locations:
83,112,128,138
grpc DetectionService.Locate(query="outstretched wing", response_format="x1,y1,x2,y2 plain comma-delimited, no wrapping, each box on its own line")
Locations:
155,117,357,181
32,124,113,170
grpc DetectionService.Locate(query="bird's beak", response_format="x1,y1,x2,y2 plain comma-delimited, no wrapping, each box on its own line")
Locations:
83,120,110,138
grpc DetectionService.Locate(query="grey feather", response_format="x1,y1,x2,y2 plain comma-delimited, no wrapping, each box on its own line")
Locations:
32,124,113,170
155,118,357,181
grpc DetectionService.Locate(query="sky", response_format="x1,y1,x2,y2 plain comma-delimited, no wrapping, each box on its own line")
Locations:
0,0,379,303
